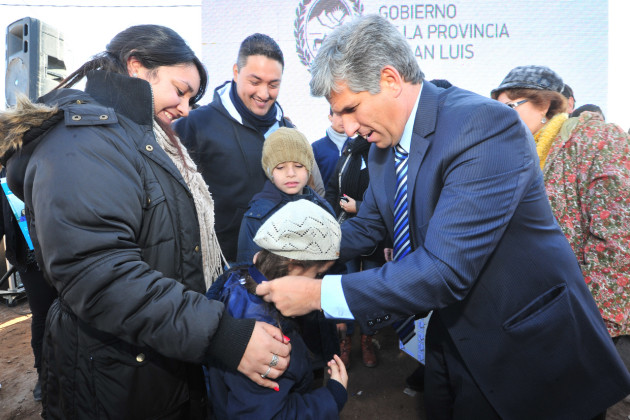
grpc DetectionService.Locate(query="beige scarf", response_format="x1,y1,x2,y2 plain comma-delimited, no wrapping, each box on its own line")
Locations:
153,121,226,288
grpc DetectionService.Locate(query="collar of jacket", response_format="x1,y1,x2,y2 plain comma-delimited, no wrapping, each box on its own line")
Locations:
250,179,320,207
84,70,154,127
79,72,189,188
211,81,284,132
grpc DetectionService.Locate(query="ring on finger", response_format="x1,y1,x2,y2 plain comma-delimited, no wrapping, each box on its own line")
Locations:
261,366,272,379
269,353,279,367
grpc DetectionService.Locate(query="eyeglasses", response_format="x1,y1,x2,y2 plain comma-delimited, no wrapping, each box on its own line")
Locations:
506,99,528,109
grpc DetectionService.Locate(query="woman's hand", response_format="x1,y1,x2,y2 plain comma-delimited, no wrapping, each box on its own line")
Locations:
328,354,348,389
238,321,291,391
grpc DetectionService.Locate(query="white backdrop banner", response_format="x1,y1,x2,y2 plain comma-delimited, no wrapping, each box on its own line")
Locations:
202,0,607,142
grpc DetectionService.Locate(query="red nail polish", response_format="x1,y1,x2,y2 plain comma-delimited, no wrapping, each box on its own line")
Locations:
274,386,280,392
283,335,291,342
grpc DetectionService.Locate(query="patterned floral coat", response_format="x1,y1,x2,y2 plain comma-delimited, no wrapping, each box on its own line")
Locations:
543,111,630,337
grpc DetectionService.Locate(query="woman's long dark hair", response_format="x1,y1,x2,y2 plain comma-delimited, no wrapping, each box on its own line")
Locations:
56,24,207,104
56,25,207,165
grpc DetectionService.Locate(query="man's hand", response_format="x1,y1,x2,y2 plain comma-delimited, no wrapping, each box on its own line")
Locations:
238,321,291,390
256,276,322,317
340,194,357,214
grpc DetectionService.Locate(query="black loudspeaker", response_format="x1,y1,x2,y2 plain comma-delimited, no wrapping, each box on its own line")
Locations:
5,17,66,107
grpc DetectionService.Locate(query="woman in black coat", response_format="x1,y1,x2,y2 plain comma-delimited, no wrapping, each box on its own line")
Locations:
0,25,290,419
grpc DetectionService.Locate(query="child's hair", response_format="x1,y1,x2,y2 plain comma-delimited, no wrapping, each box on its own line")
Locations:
261,127,314,179
241,200,340,329
240,250,329,295
239,250,330,332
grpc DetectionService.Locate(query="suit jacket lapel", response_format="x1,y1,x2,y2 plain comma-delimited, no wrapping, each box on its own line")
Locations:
407,82,438,241
369,144,396,231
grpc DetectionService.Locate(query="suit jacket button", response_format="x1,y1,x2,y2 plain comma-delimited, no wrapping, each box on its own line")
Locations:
136,353,145,363
367,320,374,327
376,317,382,323
384,314,391,321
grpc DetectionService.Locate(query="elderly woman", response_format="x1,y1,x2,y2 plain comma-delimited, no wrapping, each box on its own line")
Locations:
492,65,630,369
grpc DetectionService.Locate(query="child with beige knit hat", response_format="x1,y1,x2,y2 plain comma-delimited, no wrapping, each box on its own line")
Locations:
236,127,335,265
205,199,348,419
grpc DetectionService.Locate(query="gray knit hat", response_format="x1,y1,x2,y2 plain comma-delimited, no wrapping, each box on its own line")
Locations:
254,200,341,260
491,65,564,98
261,127,314,179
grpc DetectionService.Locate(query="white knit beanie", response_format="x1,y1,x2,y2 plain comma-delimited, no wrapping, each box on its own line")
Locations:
253,200,341,260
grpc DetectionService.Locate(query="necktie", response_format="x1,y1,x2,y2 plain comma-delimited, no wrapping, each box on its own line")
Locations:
393,145,412,261
392,144,416,345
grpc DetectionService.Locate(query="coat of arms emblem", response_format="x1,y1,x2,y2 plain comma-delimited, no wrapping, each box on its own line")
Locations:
295,0,364,69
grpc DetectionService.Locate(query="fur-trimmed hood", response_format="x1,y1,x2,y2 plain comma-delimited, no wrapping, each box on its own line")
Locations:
1,71,155,167
0,87,95,201
0,71,155,200
0,96,62,164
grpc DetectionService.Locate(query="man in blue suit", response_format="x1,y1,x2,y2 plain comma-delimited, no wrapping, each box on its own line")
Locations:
257,15,630,419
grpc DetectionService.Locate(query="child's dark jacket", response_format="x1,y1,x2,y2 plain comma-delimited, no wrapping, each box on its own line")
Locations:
205,267,346,419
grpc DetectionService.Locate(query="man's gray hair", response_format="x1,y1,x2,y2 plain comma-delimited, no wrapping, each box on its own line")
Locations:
310,14,424,98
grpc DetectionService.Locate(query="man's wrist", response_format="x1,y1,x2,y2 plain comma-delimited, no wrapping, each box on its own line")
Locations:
312,279,323,311
320,274,355,320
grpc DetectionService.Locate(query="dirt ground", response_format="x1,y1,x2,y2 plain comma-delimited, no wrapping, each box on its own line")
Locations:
0,298,41,420
0,298,422,420
1,297,629,420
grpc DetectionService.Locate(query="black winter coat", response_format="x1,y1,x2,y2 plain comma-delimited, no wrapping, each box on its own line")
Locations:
325,137,388,265
0,71,255,419
174,81,294,262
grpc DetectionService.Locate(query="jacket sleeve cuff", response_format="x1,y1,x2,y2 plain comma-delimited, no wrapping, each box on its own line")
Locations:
204,313,255,371
326,379,348,411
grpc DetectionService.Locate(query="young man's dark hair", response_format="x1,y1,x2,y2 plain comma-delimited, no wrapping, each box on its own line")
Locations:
236,33,284,70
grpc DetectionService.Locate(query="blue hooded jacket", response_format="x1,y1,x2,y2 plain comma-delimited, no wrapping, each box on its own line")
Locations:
205,266,347,419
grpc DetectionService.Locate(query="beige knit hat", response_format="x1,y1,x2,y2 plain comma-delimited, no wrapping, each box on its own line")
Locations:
261,127,314,179
254,200,341,260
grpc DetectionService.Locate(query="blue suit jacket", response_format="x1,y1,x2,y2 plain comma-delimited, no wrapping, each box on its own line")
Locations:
339,82,630,418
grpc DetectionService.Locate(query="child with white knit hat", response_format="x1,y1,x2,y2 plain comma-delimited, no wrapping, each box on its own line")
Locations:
206,199,348,419
236,127,334,265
